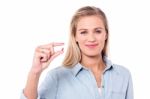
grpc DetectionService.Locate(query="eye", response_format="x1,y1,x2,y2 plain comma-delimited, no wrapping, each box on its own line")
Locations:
80,31,87,34
95,30,102,33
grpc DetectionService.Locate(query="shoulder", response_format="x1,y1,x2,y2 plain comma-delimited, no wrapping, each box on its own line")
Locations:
104,56,132,78
46,66,72,79
112,63,132,78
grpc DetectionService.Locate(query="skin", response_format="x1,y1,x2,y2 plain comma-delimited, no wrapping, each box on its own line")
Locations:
24,42,64,99
23,15,107,99
75,15,107,87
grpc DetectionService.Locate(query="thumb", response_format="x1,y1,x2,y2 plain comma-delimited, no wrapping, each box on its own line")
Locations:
47,50,64,64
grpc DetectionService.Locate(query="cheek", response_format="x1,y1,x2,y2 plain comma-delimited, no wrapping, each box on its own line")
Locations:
78,41,85,48
75,34,81,42
101,39,106,47
97,36,105,43
98,33,107,42
75,35,86,43
77,41,86,50
97,37,106,49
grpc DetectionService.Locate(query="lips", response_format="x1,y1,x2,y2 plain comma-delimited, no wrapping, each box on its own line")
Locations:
85,44,98,48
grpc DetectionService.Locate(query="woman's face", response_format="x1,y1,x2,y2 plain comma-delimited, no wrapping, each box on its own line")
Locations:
75,15,107,57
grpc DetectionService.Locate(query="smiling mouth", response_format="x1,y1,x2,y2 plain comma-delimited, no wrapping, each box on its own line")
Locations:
85,44,98,48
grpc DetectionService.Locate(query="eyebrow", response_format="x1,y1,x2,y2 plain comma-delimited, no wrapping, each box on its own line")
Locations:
77,27,104,31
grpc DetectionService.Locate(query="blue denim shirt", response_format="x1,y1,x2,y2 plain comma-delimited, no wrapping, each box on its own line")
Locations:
21,57,133,99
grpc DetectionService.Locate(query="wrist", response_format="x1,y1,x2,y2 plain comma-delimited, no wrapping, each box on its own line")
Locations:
29,69,42,77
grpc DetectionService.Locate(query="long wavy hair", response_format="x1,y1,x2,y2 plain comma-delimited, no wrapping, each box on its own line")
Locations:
62,6,109,67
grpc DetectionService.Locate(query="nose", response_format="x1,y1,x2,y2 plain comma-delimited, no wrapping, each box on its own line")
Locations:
87,33,96,42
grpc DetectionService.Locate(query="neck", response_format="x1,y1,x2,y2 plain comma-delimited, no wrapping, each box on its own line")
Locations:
80,54,105,72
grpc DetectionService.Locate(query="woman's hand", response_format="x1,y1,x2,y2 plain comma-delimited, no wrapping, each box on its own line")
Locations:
31,42,64,74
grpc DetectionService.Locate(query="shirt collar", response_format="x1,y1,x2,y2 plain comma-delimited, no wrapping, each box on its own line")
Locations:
103,56,113,73
71,56,114,76
71,63,84,77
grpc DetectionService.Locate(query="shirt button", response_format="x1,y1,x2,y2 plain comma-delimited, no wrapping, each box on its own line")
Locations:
102,85,104,88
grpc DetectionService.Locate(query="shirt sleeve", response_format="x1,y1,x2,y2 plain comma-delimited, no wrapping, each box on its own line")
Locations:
20,90,41,99
20,90,27,99
125,72,134,99
38,70,58,99
20,70,58,99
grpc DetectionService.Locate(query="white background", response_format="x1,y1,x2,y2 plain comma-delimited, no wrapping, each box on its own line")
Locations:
0,0,150,99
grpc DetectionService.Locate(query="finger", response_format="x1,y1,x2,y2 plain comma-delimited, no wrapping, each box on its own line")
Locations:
40,42,64,47
49,44,54,55
39,42,64,54
38,42,64,50
51,50,64,60
52,42,64,47
37,48,51,59
36,52,48,62
37,48,51,54
47,50,64,64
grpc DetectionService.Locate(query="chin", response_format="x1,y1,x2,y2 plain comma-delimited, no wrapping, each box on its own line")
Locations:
81,48,102,57
87,54,100,57
83,52,101,57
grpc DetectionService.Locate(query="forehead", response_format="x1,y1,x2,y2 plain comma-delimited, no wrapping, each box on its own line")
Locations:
76,15,105,29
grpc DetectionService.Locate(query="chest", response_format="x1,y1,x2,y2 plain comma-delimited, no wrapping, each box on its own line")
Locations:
55,71,127,99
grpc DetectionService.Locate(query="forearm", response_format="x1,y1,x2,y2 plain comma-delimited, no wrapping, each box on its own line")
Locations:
23,71,41,99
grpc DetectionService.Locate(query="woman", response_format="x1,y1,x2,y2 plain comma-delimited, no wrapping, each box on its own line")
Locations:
21,6,133,99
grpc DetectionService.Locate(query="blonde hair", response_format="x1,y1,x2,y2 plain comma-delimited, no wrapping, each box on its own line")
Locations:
62,6,109,67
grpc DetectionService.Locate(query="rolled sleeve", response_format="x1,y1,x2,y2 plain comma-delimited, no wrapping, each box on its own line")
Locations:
20,90,40,99
20,90,27,99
